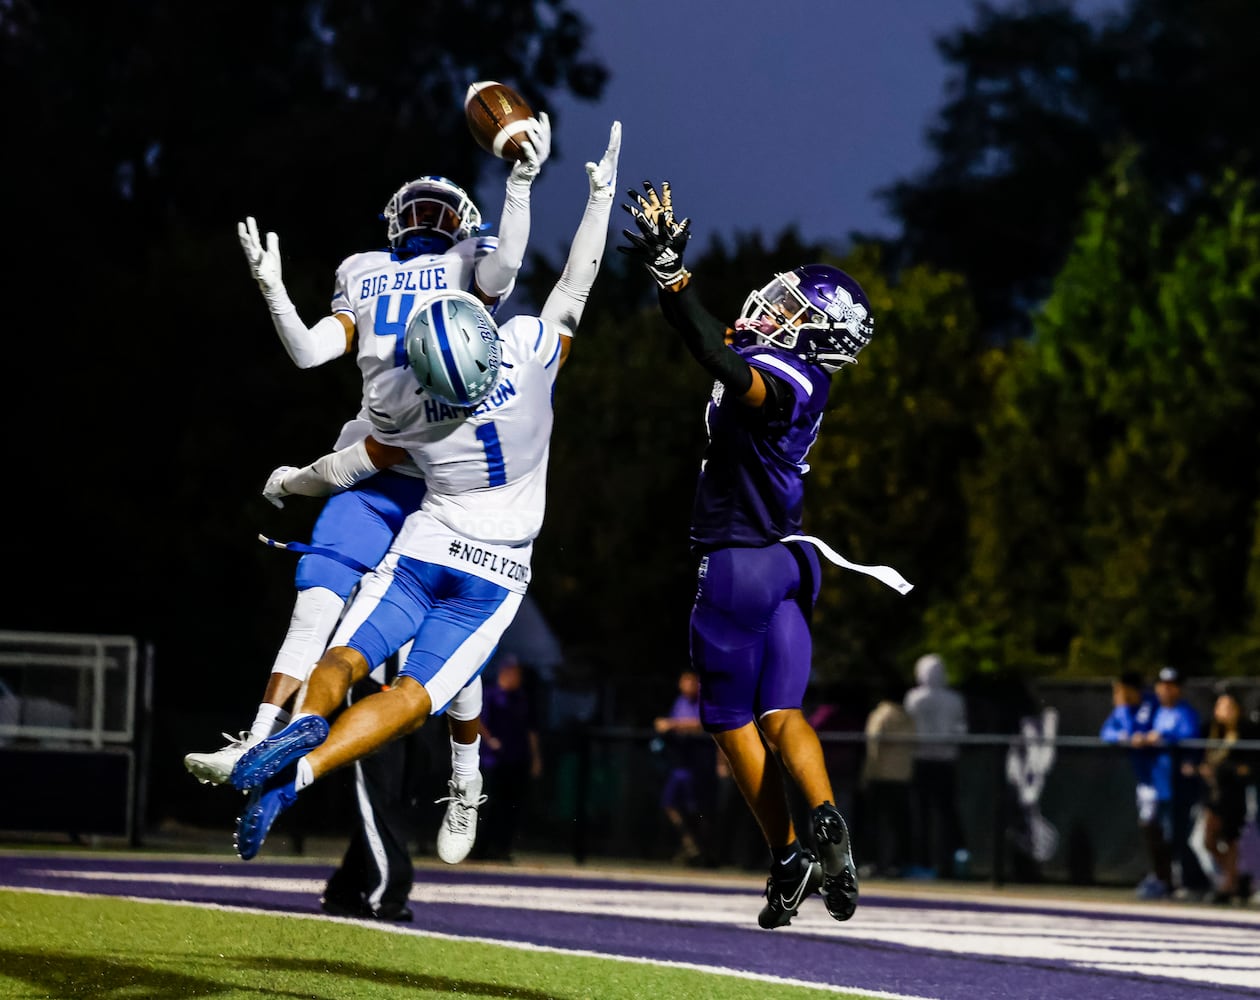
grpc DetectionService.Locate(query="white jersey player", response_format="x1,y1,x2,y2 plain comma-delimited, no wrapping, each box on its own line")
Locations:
185,118,554,899
185,118,552,788
227,121,622,862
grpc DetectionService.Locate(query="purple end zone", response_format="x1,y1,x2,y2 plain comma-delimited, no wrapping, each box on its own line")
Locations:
1,853,1254,1000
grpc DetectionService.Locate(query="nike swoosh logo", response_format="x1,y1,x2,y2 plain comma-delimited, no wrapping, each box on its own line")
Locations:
782,866,816,909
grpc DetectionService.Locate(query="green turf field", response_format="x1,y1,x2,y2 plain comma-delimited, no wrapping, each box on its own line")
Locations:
0,889,866,999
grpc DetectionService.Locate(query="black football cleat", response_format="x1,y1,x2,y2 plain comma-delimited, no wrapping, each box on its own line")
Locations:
812,801,859,921
320,894,413,922
757,854,824,929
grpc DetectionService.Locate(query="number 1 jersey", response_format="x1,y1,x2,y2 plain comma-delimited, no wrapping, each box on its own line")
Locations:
364,314,566,587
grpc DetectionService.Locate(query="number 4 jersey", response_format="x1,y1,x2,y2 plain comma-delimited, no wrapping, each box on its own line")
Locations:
327,236,504,454
363,314,566,593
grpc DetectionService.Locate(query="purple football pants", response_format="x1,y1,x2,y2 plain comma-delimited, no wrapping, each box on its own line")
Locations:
689,541,821,733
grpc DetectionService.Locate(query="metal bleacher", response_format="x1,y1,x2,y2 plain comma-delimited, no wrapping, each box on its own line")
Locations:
0,631,152,844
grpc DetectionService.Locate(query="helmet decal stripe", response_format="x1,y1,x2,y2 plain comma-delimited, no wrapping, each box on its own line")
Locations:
403,291,502,408
430,302,472,405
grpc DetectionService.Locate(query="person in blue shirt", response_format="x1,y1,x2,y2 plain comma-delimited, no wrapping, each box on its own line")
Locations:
1099,671,1160,896
1130,666,1204,898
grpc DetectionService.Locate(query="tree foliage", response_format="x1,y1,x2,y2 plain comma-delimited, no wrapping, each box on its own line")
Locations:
882,0,1260,336
0,1,605,713
534,233,993,697
940,155,1260,678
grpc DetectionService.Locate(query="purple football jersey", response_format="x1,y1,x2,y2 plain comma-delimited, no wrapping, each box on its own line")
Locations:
689,346,830,552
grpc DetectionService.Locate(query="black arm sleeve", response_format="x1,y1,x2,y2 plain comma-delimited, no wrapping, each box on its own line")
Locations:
658,283,753,396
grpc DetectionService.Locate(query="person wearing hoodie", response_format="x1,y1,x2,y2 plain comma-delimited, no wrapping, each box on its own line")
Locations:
903,653,968,879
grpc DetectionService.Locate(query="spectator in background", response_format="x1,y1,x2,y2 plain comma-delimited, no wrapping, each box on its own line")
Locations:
903,653,969,879
1131,666,1203,899
653,669,708,864
860,677,915,878
1197,685,1258,904
476,654,543,862
1099,670,1161,898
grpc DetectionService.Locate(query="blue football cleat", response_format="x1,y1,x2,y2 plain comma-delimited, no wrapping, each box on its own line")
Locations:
235,768,299,861
230,715,328,791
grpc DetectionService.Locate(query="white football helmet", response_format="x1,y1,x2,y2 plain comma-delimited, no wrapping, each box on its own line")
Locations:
383,176,482,255
405,291,502,407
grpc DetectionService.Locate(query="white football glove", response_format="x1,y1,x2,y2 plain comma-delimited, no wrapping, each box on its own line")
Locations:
237,216,284,298
263,466,295,509
510,112,552,184
585,121,621,200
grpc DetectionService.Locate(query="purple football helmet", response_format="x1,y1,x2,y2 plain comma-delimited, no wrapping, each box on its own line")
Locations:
734,264,875,371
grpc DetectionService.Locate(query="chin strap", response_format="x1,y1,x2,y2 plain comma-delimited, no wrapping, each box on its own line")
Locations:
397,233,455,257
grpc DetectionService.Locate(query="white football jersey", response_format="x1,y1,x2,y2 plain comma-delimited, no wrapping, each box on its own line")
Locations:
325,235,505,453
366,314,566,583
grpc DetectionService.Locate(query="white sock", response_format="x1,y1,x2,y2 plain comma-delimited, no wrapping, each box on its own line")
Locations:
249,704,290,742
295,757,314,791
450,735,481,782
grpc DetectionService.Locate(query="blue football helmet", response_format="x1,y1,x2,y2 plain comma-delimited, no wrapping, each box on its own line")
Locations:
383,176,482,256
735,264,875,371
405,291,502,407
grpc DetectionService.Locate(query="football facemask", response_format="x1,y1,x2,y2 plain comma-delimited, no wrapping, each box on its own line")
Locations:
735,264,875,372
383,176,483,255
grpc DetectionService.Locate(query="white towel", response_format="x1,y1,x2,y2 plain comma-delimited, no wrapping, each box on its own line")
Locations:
781,534,914,595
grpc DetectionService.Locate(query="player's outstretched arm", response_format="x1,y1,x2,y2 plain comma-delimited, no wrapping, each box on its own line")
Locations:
238,216,353,369
475,112,552,302
539,121,621,367
262,436,406,509
618,183,770,407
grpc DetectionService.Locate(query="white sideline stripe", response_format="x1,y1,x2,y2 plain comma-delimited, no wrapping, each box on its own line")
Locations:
2,885,933,1000
29,868,1260,992
1086,962,1260,990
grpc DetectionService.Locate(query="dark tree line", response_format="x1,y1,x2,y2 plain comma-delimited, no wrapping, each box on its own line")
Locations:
880,0,1260,336
4,0,1260,778
0,1,605,712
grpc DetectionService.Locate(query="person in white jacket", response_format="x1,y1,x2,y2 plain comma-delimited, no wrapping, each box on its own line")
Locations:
903,652,969,878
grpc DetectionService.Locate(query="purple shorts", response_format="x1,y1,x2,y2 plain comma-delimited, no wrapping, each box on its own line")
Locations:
689,542,820,733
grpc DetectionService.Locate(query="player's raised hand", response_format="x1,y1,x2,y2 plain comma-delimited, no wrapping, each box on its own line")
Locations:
510,111,552,184
262,466,295,509
629,180,677,231
237,216,283,295
585,121,622,199
618,180,692,290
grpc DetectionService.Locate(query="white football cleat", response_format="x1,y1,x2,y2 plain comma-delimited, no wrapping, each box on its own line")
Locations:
184,731,261,786
435,773,487,864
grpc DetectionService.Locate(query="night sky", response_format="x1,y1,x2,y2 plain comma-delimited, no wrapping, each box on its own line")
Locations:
503,0,1121,276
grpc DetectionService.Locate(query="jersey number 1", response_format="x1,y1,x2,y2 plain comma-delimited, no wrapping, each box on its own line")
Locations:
475,423,507,487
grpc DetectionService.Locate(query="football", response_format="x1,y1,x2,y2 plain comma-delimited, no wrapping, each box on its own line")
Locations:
465,81,535,161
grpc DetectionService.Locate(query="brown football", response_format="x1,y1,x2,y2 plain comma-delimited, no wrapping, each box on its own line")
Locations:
464,81,535,161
